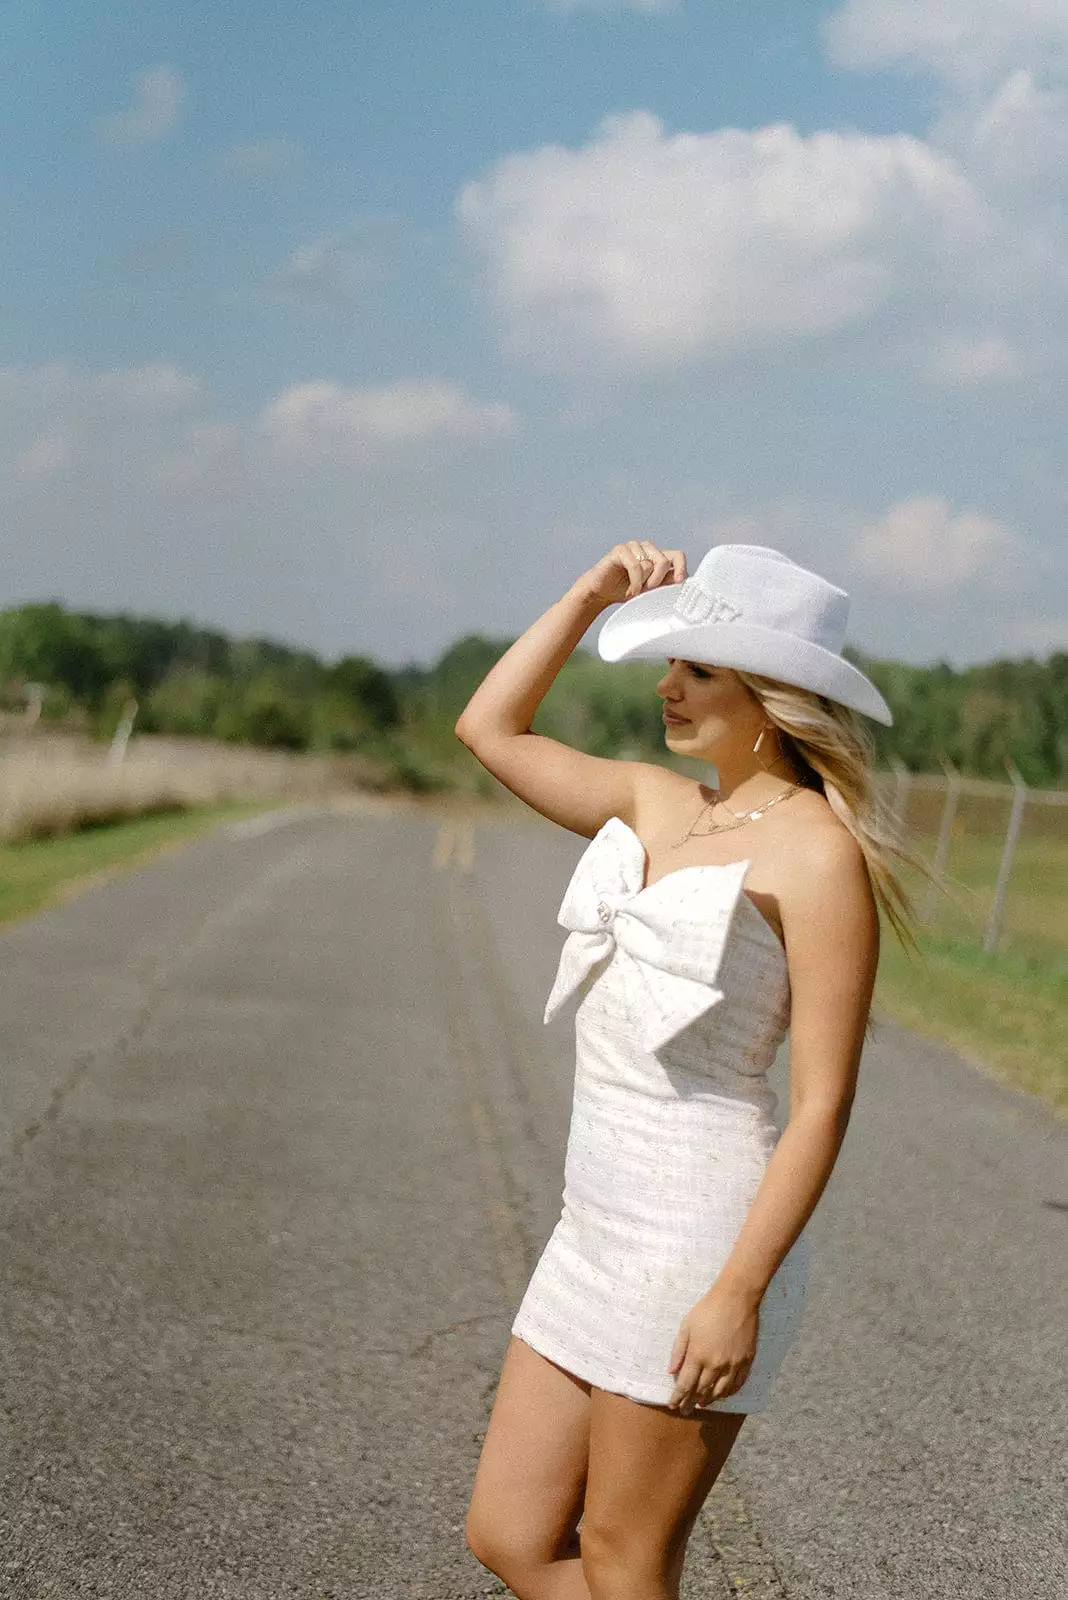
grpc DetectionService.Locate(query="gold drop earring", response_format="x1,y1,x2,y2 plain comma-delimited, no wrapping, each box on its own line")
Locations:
751,726,777,774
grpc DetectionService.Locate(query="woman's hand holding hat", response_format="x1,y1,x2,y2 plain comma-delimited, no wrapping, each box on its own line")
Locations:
583,542,688,607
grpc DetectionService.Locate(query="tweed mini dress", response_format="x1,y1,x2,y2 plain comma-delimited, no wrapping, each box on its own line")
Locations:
511,816,809,1413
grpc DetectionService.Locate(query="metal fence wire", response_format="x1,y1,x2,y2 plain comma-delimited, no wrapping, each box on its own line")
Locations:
873,760,1067,969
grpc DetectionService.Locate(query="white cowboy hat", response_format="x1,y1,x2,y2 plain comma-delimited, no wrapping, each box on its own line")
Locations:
597,543,893,726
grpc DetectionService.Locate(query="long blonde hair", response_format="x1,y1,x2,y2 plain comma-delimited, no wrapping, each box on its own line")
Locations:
733,669,951,1034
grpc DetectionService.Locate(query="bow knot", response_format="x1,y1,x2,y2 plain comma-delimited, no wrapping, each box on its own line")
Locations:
542,818,753,1054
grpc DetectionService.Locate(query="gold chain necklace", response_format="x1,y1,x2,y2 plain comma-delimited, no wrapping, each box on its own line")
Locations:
671,779,804,846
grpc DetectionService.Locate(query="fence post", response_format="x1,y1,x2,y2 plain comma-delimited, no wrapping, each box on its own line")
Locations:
23,682,46,731
922,754,960,921
889,754,911,833
107,699,139,768
983,759,1028,956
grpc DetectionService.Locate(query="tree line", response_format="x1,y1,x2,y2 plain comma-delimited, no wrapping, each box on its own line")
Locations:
406,635,1068,787
0,603,400,752
1,603,1065,785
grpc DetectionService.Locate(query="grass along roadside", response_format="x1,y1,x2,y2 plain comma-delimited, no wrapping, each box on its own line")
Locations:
872,834,1067,1118
874,931,1067,1116
0,797,290,926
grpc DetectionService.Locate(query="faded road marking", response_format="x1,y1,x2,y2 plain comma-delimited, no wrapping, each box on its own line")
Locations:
433,817,475,874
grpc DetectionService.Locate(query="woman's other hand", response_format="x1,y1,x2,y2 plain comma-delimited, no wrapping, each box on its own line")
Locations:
666,1283,760,1414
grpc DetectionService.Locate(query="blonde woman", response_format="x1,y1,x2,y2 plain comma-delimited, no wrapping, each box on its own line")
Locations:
456,542,928,1600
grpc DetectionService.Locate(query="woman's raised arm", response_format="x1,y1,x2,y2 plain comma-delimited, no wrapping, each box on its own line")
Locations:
454,543,685,839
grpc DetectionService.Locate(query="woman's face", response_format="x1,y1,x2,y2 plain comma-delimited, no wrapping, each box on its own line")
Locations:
654,658,761,758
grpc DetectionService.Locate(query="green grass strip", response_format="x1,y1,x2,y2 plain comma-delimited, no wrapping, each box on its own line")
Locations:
0,799,286,926
875,927,1067,1117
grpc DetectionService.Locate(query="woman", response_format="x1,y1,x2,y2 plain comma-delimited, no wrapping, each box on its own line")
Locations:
455,541,932,1600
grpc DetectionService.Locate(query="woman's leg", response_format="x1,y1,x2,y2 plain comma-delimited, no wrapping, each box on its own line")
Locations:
465,1335,593,1600
580,1389,746,1600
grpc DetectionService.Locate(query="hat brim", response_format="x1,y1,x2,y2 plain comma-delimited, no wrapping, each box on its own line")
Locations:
597,595,893,727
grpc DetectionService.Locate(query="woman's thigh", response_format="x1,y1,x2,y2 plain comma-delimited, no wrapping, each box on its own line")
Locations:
466,1334,593,1569
581,1388,745,1577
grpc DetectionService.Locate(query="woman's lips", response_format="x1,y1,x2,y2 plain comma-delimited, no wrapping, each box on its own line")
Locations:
662,710,689,725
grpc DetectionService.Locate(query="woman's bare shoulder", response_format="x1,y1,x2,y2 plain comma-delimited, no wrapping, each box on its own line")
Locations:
767,790,867,874
768,795,875,929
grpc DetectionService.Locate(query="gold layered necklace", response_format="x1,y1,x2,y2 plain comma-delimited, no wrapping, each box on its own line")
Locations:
668,717,808,846
672,779,804,845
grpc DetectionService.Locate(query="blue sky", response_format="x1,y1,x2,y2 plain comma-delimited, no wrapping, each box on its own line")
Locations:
1,0,1065,668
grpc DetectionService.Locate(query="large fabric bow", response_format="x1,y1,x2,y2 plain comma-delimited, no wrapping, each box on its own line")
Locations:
542,817,753,1054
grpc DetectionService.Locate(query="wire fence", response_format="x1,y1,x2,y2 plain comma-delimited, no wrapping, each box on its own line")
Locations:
872,760,1066,971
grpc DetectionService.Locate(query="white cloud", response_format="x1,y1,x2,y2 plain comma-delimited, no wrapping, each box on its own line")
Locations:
0,365,514,482
257,379,518,457
0,362,524,659
94,64,186,146
535,488,1062,664
0,362,202,486
458,111,983,369
12,428,76,482
93,363,201,411
821,6,1068,377
925,332,1025,384
0,362,1062,667
824,0,1068,85
268,220,400,306
0,361,200,417
825,3,1068,188
852,494,1026,588
941,68,1068,183
216,138,300,179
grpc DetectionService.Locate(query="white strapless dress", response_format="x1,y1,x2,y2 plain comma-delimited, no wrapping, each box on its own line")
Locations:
511,816,809,1413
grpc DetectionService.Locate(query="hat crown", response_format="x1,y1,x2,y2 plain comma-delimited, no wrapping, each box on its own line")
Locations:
678,545,849,653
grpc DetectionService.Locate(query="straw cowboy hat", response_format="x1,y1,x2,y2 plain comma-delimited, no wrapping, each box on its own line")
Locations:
597,543,893,726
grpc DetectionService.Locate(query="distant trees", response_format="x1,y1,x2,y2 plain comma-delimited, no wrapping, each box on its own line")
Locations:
858,650,1067,785
0,604,401,753
0,603,1064,782
0,604,109,704
402,634,516,722
327,655,401,730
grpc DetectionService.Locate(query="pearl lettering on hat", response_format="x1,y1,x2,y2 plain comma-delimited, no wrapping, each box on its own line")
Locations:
672,580,743,626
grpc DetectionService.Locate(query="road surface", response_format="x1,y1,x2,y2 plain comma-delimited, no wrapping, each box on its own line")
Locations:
1,800,1064,1598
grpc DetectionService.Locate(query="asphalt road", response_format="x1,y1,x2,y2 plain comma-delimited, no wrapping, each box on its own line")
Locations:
1,800,1065,1599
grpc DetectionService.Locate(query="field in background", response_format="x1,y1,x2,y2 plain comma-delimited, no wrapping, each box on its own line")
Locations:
0,728,411,924
870,781,1066,1114
0,730,401,843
